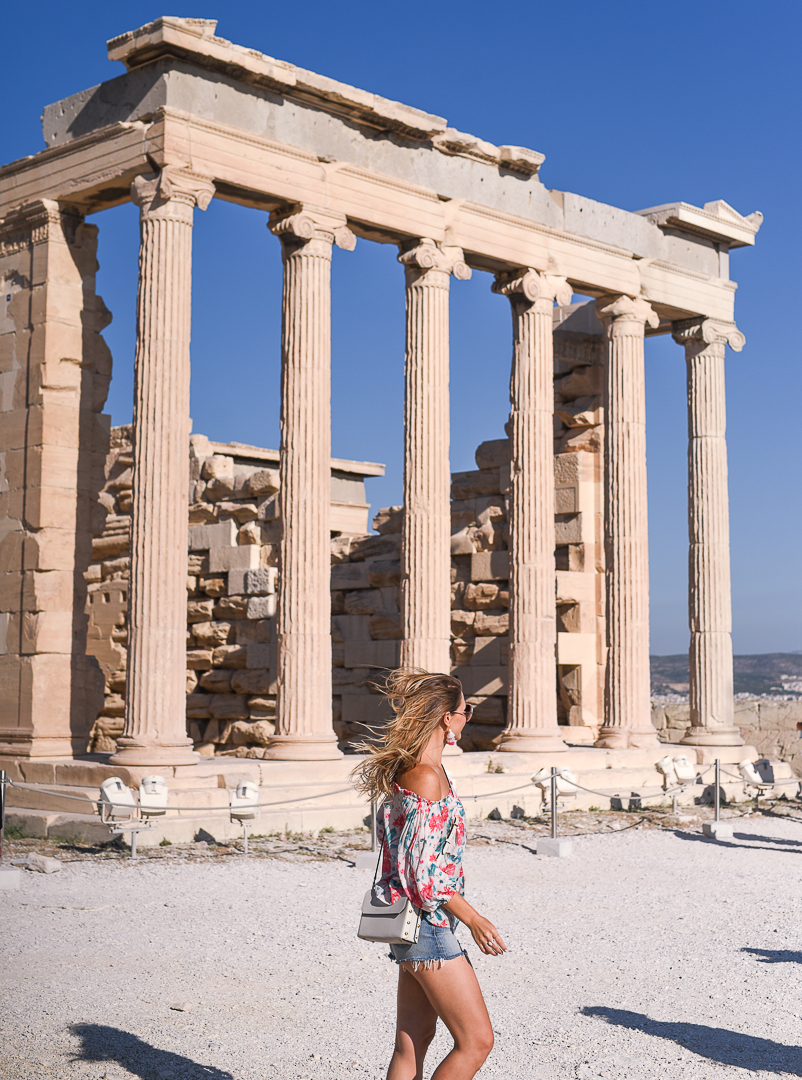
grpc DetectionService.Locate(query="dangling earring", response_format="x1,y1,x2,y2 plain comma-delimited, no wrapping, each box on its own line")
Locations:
445,726,457,746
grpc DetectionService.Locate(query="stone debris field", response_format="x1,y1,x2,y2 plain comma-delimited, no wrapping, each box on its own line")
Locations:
2,808,802,1080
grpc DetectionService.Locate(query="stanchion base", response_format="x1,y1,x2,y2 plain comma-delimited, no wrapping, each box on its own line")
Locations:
703,821,733,839
537,838,572,858
0,866,21,889
354,851,377,870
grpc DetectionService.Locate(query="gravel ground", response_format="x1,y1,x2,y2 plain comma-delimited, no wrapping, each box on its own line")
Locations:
2,807,802,1080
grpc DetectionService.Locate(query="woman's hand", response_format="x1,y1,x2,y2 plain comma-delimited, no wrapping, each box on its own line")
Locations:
443,894,507,956
466,913,507,956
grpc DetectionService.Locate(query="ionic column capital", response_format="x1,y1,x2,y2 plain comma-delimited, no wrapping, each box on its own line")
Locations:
398,238,472,283
492,267,572,308
672,317,745,352
131,166,215,220
595,294,659,331
268,205,356,253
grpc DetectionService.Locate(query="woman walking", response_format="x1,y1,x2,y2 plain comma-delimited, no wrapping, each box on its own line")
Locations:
352,670,506,1080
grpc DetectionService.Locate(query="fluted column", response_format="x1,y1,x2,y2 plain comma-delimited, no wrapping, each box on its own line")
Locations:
398,239,470,676
493,269,572,752
673,318,745,747
111,167,214,766
595,295,660,750
266,208,355,760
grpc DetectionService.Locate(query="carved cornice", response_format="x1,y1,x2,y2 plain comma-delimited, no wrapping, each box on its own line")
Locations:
268,205,356,251
492,268,571,307
672,317,745,353
131,166,215,214
0,199,83,256
397,237,471,279
595,294,659,330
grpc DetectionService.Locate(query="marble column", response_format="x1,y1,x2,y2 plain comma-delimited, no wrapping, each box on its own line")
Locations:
493,269,572,752
111,167,214,766
673,318,745,747
595,295,660,750
266,208,355,760
398,239,470,676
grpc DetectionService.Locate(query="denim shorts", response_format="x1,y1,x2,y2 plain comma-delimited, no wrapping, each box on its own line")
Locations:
389,918,467,969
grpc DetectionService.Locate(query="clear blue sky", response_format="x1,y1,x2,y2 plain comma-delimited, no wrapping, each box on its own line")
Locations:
3,1,800,655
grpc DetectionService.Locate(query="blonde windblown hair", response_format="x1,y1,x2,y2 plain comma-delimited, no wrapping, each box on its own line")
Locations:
350,668,463,803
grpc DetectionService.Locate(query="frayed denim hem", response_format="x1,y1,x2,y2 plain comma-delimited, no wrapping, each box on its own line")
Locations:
388,948,468,970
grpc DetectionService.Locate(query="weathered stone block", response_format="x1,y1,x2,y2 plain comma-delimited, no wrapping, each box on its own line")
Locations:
473,612,509,636
333,615,372,642
474,439,512,471
344,641,400,669
348,534,401,561
231,669,272,695
188,520,237,551
369,614,402,640
344,589,385,616
212,645,249,668
341,693,392,728
186,649,213,670
331,562,371,590
470,552,510,582
451,610,475,636
209,694,249,720
464,583,507,611
555,515,583,544
246,644,274,669
373,506,403,534
192,621,231,647
247,468,280,495
451,470,501,500
247,595,276,619
367,559,401,587
199,669,232,693
187,599,215,623
231,567,277,596
215,596,249,619
209,545,261,573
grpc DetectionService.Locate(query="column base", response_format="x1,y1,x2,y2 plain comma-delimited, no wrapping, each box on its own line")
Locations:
264,734,343,761
594,727,660,750
680,726,744,747
495,728,567,753
109,738,199,767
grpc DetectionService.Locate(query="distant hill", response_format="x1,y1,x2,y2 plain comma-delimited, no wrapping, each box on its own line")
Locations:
651,654,802,700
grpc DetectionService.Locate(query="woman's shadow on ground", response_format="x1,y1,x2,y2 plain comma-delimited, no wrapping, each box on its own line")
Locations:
71,1024,233,1079
582,1007,802,1075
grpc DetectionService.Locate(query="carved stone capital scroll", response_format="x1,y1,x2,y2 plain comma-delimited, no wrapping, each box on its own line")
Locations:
595,294,660,331
131,166,215,222
492,268,572,309
398,238,471,283
672,317,745,353
268,205,356,255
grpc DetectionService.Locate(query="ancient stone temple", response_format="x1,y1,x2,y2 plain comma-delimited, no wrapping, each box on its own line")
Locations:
0,18,762,837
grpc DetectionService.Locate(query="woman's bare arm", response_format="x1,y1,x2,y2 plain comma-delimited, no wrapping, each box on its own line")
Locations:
443,893,507,956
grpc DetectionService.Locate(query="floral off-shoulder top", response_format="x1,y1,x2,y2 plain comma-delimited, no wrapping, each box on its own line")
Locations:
374,768,467,929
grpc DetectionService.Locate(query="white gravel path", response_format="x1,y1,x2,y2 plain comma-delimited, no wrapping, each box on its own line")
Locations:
2,817,802,1080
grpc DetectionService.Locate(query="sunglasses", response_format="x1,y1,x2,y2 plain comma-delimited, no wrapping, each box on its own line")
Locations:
450,704,474,721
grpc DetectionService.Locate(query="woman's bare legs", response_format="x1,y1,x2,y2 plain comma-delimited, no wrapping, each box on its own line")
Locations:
387,965,439,1080
394,956,494,1080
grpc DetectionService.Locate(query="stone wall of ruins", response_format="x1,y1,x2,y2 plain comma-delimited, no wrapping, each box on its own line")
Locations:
86,300,609,759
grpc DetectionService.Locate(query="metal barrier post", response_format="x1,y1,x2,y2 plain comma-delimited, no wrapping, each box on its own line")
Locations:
371,799,378,852
550,769,557,839
0,770,18,889
536,767,572,858
703,757,732,839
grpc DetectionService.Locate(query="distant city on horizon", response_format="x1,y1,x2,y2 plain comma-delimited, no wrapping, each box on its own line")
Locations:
651,653,802,702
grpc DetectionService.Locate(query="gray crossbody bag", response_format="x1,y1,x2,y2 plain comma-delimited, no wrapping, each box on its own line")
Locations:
357,812,457,945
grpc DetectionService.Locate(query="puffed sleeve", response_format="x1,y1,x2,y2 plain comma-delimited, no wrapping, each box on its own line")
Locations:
396,798,459,914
